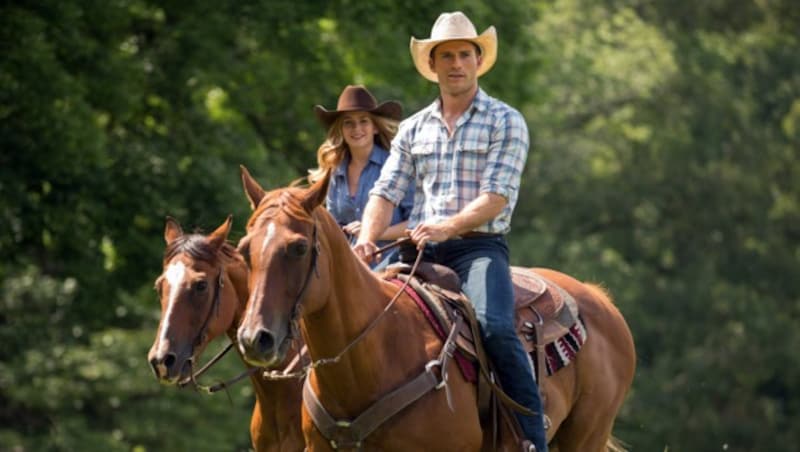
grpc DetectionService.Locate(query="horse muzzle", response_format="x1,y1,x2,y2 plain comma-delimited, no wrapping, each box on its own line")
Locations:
147,346,193,385
237,327,285,368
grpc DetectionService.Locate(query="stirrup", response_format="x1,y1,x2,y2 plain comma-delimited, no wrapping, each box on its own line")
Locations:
521,440,536,452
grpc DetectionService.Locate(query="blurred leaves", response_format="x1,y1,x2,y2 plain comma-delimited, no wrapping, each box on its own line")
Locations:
1,0,798,450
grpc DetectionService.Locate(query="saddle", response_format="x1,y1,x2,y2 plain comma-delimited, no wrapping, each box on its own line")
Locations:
386,262,580,361
385,262,585,445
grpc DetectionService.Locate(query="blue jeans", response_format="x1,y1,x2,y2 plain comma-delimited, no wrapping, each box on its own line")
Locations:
416,235,547,451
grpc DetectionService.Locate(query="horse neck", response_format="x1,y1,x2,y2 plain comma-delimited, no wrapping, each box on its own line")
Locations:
300,213,400,389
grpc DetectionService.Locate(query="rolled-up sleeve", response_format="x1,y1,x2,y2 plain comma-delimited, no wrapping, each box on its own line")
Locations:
480,109,529,202
370,121,416,206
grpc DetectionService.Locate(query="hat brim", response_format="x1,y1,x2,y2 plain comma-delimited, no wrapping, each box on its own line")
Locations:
409,26,497,83
313,100,403,128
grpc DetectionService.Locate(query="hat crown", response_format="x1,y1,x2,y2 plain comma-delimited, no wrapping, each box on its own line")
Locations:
337,85,378,111
409,11,498,83
314,85,402,128
430,11,479,40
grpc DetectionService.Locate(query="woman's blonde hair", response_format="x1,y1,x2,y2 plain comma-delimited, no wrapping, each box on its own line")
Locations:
308,113,399,183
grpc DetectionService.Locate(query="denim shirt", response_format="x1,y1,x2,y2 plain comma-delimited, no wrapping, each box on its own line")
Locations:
326,145,414,254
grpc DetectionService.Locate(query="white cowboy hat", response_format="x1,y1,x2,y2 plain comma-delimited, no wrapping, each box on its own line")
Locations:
409,11,497,83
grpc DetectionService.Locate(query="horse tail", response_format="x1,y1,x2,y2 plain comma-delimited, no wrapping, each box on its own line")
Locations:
586,282,633,452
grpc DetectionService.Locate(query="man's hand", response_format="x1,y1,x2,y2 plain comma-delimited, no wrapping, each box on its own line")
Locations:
408,223,457,250
355,195,396,263
343,221,361,237
353,239,379,264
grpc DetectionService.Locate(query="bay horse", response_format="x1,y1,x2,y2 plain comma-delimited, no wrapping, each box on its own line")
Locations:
147,215,304,451
235,166,636,451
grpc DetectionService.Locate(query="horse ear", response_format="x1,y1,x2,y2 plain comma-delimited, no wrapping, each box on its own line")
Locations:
240,165,266,210
164,216,183,244
207,215,233,252
302,169,331,214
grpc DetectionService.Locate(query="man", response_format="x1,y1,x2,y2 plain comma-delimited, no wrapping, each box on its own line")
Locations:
353,11,547,452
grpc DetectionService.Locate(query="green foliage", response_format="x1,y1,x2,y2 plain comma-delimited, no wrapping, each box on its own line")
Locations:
1,0,797,450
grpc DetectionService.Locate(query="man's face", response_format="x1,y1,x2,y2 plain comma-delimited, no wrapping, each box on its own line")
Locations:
429,40,483,97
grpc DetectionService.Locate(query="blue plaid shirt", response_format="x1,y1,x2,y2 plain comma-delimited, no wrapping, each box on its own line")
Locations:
370,88,529,234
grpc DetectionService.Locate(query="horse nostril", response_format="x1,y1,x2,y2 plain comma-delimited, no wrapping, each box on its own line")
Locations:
149,352,177,379
254,329,275,355
163,353,176,369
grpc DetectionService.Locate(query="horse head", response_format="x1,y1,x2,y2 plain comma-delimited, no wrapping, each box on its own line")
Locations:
147,215,244,384
236,166,332,367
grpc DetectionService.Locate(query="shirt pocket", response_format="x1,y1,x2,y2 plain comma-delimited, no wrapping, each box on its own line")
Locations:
455,144,490,181
410,143,439,179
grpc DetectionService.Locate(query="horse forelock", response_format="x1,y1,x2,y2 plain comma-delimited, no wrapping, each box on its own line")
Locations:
246,187,314,231
162,234,240,268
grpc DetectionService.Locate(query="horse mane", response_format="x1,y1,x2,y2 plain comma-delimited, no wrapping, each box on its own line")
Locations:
162,233,241,267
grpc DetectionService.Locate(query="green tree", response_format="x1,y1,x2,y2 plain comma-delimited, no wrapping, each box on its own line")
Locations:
1,0,797,450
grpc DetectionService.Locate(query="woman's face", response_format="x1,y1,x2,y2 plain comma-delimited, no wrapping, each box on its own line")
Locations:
340,112,377,154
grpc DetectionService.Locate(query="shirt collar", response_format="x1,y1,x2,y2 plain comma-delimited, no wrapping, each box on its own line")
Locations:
428,87,488,120
368,144,389,165
333,144,387,177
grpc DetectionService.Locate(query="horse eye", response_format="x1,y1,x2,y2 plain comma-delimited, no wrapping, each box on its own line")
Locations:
194,280,208,293
287,241,309,258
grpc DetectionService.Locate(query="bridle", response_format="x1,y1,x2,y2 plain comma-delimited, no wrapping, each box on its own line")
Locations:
179,221,321,392
176,267,226,390
192,216,412,388
286,222,321,337
195,269,225,350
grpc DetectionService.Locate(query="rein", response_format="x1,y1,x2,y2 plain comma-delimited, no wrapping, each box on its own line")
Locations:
368,237,412,259
181,343,308,394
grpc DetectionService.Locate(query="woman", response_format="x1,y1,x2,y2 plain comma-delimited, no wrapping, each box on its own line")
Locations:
309,85,413,268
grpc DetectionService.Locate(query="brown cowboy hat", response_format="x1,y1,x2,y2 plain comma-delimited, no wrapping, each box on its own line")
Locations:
410,11,497,83
314,85,402,128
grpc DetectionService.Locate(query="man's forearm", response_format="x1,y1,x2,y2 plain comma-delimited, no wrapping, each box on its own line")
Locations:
441,192,506,235
359,195,395,242
380,221,409,241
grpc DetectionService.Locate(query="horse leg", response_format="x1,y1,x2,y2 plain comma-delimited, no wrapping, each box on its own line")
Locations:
552,409,617,452
549,333,631,452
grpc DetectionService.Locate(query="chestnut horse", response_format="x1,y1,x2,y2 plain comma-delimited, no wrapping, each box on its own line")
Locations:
236,167,635,451
147,216,304,451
